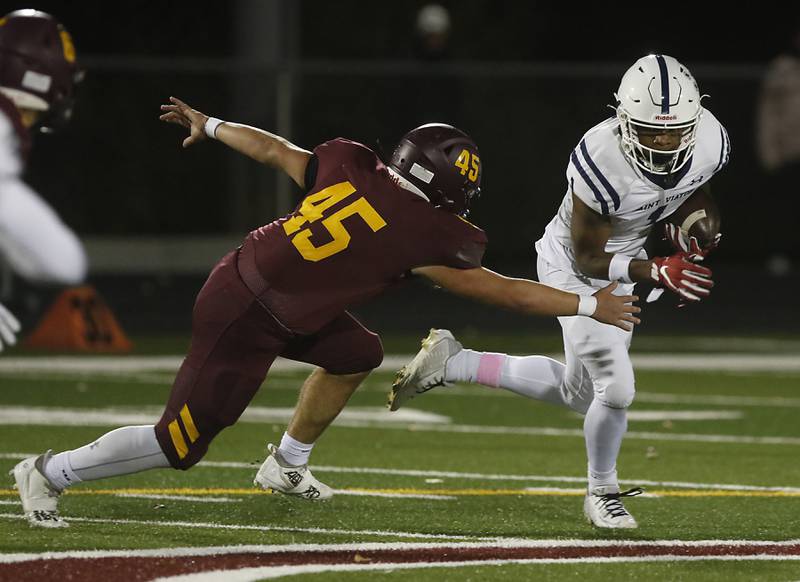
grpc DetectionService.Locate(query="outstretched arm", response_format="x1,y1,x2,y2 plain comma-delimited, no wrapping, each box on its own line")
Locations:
412,265,640,331
159,97,312,188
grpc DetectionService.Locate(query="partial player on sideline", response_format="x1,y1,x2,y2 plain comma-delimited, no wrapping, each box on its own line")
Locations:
0,10,88,350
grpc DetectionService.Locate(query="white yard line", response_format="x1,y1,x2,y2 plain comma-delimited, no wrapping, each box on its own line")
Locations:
113,494,240,503
0,513,492,541
0,405,448,427
2,452,798,493
0,353,799,373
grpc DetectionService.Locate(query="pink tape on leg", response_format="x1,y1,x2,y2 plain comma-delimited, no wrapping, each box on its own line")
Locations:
476,353,506,388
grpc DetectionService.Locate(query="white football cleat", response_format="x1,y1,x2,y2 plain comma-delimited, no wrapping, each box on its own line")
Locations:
584,486,642,529
388,328,461,411
254,444,333,500
10,451,68,528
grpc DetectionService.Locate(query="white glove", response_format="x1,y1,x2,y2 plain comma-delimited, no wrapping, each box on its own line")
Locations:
0,302,21,351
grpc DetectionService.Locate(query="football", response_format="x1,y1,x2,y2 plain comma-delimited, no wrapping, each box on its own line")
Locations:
663,187,721,249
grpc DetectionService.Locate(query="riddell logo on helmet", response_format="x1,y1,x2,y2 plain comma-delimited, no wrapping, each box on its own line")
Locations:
654,114,678,121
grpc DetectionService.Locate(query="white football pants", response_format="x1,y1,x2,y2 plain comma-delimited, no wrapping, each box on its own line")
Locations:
538,256,636,489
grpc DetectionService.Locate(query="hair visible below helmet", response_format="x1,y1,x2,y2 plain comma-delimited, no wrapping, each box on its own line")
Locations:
389,123,481,215
614,54,703,175
0,9,81,129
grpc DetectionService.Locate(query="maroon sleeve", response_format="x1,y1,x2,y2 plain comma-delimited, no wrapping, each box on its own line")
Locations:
424,212,488,269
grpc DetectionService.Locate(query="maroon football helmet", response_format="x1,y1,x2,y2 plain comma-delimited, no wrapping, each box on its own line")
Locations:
389,123,482,216
0,9,82,129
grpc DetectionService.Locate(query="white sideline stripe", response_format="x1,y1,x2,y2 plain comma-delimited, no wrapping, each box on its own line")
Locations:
330,420,800,446
4,367,798,409
0,405,449,427
636,392,800,408
0,353,799,373
2,453,798,493
154,554,800,581
1,406,796,446
114,494,239,503
0,513,492,541
606,410,743,421
2,539,799,564
0,500,20,506
4,366,798,409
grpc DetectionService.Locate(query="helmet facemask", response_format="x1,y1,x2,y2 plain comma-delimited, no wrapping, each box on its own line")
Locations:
617,109,701,175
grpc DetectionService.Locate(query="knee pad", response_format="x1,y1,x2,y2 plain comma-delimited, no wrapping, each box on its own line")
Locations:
326,332,384,375
596,380,636,409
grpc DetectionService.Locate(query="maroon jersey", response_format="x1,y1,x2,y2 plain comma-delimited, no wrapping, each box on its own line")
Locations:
237,138,487,335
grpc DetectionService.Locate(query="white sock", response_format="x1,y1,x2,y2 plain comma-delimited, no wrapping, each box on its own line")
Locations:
498,355,570,408
43,425,170,489
278,432,314,466
447,350,570,408
444,349,485,383
584,399,627,491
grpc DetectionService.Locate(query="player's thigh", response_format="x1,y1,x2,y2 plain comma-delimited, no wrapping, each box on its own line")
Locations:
538,256,635,409
560,313,635,408
281,312,384,375
155,251,290,468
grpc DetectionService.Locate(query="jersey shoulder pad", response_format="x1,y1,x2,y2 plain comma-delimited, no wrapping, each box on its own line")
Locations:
694,109,731,175
567,118,628,216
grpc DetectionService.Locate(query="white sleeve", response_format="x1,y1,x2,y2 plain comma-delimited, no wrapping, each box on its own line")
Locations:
0,175,87,285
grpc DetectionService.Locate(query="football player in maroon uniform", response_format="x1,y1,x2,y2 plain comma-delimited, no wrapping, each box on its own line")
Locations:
0,10,87,352
10,96,639,527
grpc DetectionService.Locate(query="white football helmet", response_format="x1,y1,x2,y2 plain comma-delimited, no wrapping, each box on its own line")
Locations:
615,54,703,175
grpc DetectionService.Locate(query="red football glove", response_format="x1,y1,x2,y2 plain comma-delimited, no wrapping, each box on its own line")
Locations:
650,252,714,303
663,223,722,262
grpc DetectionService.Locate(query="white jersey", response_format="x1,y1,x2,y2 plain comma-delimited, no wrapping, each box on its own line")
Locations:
0,105,87,284
535,109,730,275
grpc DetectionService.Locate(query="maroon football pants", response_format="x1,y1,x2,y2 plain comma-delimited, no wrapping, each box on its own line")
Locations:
154,250,383,469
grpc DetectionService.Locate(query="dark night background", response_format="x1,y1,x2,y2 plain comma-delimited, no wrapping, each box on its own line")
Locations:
3,1,799,337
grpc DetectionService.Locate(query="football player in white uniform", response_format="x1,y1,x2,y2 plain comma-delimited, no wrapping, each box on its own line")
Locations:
390,54,730,528
0,10,87,350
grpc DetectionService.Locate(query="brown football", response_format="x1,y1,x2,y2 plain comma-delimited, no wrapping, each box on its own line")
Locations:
663,188,721,248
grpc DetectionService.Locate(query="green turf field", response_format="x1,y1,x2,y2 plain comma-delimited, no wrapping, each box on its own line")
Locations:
1,342,799,580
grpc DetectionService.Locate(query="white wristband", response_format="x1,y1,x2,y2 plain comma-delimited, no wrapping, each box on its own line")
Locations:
204,117,224,139
577,295,597,317
608,254,633,283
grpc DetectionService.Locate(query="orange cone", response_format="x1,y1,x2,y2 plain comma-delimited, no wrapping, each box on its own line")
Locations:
23,285,133,352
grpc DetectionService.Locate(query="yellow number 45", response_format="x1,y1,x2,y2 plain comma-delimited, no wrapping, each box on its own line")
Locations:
454,148,480,183
283,181,387,262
